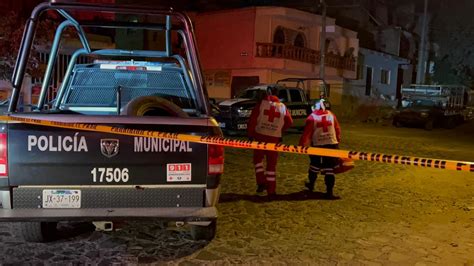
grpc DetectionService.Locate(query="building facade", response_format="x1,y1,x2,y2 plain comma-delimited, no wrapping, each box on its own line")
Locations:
344,48,410,110
194,6,359,105
336,48,412,121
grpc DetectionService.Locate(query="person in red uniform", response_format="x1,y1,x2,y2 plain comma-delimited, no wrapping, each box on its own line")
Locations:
247,87,293,196
299,99,341,199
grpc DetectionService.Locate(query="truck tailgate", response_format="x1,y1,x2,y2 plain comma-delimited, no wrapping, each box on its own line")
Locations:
7,115,215,186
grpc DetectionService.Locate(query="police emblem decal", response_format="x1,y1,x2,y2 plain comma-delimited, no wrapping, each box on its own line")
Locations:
100,139,119,158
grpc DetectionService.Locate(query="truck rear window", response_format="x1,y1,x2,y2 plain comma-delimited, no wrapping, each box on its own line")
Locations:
60,63,196,113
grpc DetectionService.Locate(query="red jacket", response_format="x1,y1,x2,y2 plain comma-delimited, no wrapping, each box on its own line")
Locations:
247,95,293,143
299,109,341,147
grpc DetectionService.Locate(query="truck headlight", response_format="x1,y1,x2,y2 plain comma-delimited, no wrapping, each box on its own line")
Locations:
420,112,429,117
237,109,252,117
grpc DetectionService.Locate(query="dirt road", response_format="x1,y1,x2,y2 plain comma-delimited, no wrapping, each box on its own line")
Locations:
1,122,473,265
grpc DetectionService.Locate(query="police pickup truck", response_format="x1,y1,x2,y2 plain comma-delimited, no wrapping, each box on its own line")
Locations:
0,2,223,241
215,80,318,134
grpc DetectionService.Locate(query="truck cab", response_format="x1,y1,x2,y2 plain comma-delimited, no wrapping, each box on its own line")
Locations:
215,78,328,134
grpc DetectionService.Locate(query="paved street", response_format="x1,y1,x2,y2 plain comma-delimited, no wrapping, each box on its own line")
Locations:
1,121,474,265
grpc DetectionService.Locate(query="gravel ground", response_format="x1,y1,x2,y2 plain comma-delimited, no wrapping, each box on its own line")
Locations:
1,121,473,265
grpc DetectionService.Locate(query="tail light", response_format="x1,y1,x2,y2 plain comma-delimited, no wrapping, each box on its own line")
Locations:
0,133,7,176
208,144,224,175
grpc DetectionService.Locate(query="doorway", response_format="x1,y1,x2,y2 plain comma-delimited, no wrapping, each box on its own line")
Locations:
396,68,404,107
365,66,373,96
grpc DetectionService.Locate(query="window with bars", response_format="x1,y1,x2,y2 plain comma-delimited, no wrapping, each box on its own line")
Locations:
381,69,390,85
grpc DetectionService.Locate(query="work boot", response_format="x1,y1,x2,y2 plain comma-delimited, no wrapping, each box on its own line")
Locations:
323,191,340,200
305,174,317,192
323,175,339,200
266,182,276,196
305,181,315,192
256,184,266,193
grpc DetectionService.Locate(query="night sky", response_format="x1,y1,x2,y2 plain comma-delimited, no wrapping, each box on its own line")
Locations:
1,0,456,14
2,0,472,85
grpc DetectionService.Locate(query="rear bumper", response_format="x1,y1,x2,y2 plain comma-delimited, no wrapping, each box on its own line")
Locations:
12,186,206,208
0,186,220,222
0,207,217,222
215,116,248,132
216,116,305,132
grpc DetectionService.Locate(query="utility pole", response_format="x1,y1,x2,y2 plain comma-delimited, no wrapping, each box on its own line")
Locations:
416,0,428,84
319,0,327,80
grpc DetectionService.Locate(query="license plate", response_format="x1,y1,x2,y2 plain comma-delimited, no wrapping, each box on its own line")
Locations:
218,122,226,128
237,124,247,130
42,190,81,208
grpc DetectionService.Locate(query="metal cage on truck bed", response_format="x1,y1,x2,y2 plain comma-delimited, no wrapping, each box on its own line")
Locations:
8,1,210,116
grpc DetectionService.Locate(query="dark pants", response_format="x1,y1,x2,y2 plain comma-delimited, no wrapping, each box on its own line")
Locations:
307,144,339,194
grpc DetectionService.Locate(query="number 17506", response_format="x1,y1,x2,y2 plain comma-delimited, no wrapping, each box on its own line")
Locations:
91,167,130,183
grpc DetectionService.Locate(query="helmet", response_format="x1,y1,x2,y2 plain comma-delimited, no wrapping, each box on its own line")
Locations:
313,99,327,111
266,86,278,96
324,100,331,110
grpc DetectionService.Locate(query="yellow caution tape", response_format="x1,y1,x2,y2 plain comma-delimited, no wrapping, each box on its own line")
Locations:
1,115,473,172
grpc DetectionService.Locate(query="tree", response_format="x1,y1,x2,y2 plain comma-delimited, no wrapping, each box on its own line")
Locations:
0,12,54,81
0,12,26,81
431,0,474,87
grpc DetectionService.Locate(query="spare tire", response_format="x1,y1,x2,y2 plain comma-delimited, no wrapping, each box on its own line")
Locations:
121,96,189,118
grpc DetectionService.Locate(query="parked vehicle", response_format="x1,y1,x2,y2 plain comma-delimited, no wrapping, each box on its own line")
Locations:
464,89,474,120
393,84,472,130
0,1,223,242
0,100,8,114
215,78,327,134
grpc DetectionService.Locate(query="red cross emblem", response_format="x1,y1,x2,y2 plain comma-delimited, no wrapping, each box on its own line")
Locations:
263,105,281,122
316,115,332,132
